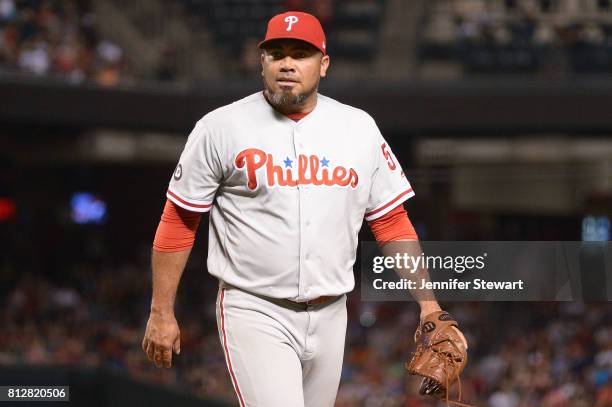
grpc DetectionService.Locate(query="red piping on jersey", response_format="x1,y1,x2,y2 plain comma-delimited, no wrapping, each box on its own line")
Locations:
220,288,247,407
167,190,212,209
365,188,413,218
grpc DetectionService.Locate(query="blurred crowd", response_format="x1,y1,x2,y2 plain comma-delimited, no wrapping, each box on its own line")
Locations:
423,0,612,74
4,0,612,85
338,300,612,406
458,1,612,74
0,0,126,85
1,242,611,406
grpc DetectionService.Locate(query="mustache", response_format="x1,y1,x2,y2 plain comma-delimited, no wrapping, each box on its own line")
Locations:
276,76,300,82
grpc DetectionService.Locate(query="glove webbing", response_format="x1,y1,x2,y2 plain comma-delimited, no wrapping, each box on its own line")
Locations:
433,335,473,407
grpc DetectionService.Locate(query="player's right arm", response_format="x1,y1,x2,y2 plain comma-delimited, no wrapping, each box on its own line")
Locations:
142,119,222,368
142,199,202,368
142,247,190,368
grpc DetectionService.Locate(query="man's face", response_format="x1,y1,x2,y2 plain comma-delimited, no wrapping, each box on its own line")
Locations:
261,39,330,109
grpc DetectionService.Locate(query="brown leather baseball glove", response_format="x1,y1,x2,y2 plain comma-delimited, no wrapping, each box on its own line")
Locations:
405,311,471,407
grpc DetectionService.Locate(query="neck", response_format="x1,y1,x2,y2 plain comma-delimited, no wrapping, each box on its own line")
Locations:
263,90,318,116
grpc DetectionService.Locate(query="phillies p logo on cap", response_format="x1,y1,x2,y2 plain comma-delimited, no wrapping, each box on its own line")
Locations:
284,15,299,31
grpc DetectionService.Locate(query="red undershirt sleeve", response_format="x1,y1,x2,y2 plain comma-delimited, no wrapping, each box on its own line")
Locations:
367,204,418,245
153,199,203,252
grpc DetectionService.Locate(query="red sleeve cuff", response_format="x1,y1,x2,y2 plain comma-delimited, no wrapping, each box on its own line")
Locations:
153,199,203,252
367,204,418,244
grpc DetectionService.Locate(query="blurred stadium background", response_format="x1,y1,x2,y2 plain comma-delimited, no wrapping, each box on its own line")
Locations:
1,0,612,406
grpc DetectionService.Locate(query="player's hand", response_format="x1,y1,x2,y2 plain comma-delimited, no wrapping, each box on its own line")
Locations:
142,311,181,368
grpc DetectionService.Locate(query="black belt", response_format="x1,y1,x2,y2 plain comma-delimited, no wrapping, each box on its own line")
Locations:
222,283,341,310
278,295,340,310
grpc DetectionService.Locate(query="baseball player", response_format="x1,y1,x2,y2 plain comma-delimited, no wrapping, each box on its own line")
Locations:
141,11,468,407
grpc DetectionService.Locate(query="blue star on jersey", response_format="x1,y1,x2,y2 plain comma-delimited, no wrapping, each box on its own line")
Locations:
284,156,330,168
283,156,331,168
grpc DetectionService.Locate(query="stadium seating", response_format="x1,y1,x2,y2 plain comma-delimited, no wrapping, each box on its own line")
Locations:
419,0,612,75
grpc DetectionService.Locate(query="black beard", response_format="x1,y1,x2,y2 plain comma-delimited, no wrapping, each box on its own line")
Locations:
263,79,318,111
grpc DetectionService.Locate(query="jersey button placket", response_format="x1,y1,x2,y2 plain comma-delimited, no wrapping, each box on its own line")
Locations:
295,128,302,190
294,127,308,300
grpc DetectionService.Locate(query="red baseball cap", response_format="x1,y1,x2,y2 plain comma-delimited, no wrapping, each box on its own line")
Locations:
259,11,327,55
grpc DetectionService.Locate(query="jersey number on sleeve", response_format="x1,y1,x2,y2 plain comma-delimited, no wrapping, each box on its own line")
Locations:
381,143,396,171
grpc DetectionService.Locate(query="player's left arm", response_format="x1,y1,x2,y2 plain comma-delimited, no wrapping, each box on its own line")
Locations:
364,117,467,343
368,207,468,346
364,117,440,317
367,205,441,317
365,127,468,400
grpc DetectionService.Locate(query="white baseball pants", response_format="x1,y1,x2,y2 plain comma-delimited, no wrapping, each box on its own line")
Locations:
215,282,347,407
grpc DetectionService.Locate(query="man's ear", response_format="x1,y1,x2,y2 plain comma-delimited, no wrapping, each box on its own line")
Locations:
320,54,330,78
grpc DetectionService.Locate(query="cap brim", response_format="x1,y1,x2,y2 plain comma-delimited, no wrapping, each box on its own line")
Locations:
258,37,325,55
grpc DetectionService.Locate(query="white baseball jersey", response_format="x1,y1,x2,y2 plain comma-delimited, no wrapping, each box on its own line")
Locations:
166,91,414,301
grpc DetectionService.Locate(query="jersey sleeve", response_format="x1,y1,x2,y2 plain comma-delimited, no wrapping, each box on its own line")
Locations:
166,120,222,213
364,121,415,222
